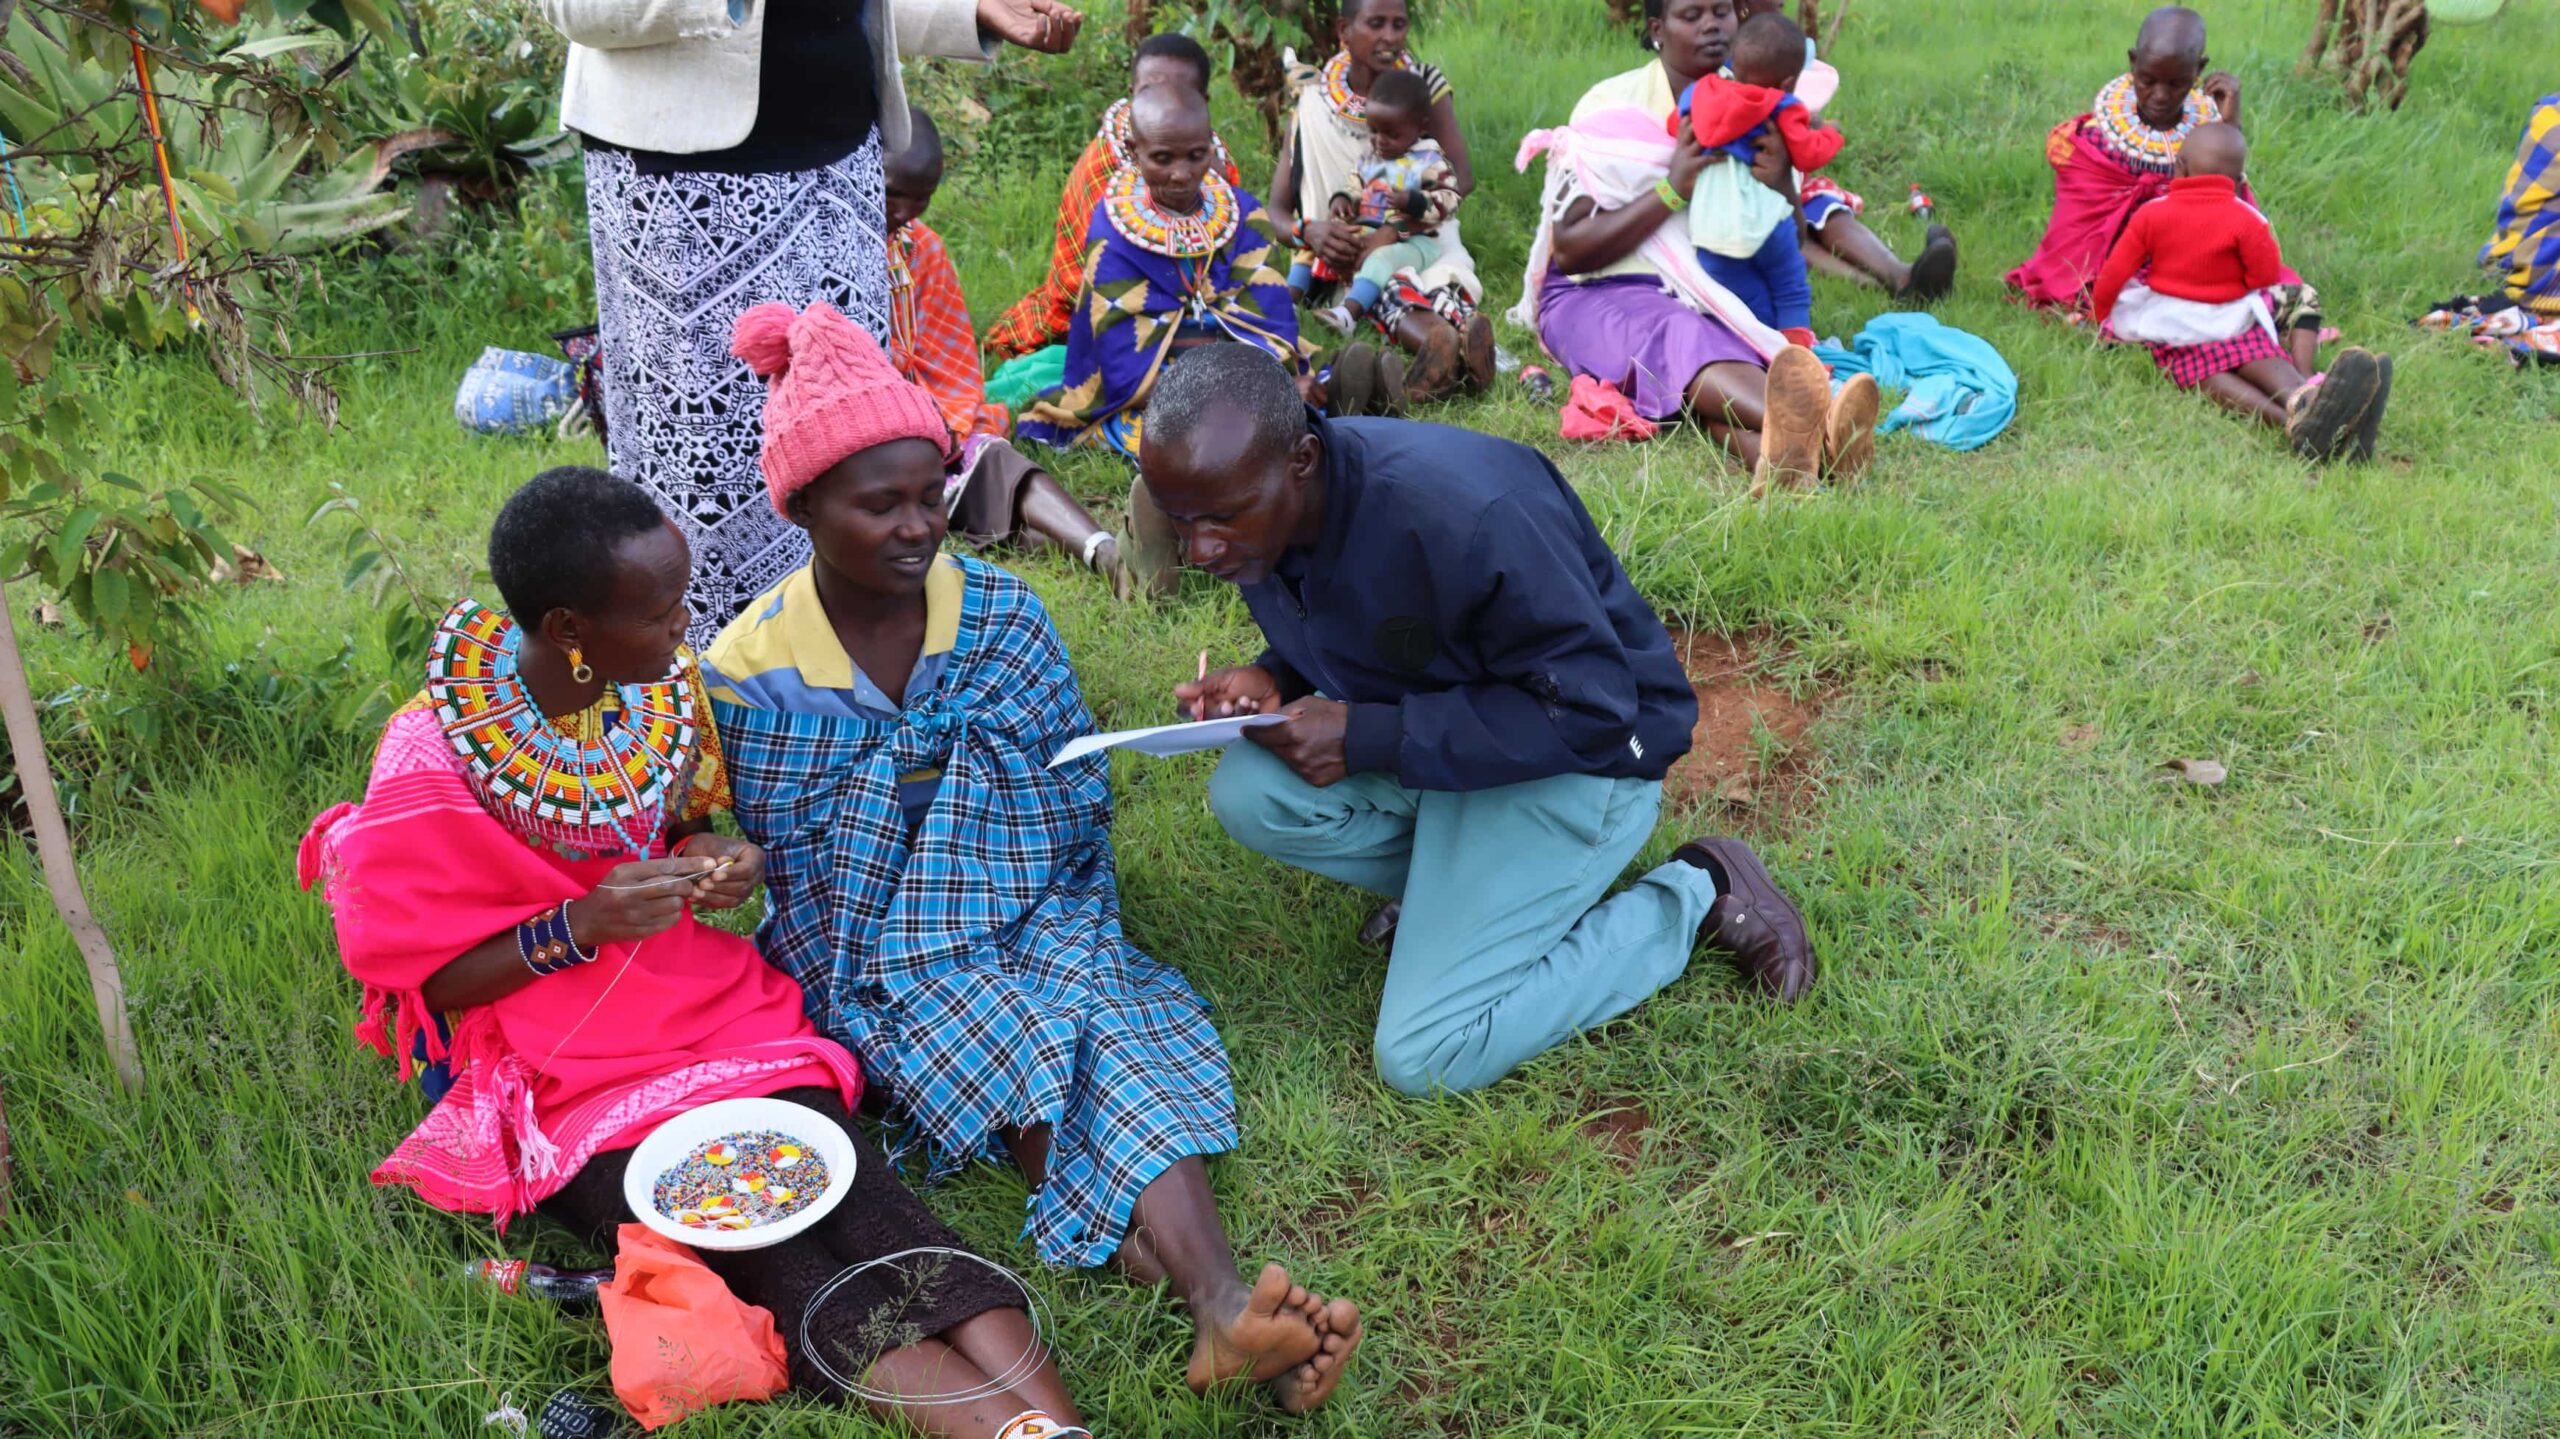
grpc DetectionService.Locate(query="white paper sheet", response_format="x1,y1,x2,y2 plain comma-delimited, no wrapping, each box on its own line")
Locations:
1046,713,1285,769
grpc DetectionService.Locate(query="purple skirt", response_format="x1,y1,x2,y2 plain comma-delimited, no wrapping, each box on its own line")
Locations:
1537,269,1765,420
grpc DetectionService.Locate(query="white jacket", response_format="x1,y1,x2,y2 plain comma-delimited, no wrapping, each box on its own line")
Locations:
540,0,992,157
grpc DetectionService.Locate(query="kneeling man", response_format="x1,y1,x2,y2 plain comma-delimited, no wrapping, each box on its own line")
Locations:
1140,345,1817,1098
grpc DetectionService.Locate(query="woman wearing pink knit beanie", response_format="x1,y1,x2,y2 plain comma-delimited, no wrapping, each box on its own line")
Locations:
703,302,1366,1421
731,297,1134,597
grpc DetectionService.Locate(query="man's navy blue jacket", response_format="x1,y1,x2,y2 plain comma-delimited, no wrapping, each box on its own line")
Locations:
1242,415,1698,793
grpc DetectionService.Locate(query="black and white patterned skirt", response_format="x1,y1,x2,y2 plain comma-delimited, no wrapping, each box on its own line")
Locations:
584,136,890,648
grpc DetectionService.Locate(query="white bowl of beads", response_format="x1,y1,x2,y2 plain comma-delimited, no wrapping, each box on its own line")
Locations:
624,1097,857,1252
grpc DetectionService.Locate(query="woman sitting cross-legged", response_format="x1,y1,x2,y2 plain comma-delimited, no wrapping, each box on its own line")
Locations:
300,466,1099,1438
702,301,1362,1415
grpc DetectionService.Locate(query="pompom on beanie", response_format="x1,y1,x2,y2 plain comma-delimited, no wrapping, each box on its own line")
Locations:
730,301,954,515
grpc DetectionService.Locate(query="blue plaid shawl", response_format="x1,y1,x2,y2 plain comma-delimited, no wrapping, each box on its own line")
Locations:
715,556,1236,1265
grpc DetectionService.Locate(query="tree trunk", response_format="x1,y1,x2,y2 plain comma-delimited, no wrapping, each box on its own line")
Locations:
1796,0,1822,43
1123,0,1151,47
0,578,144,1093
2299,0,2340,71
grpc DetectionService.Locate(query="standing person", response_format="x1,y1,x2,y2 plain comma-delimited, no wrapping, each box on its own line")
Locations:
541,0,1087,648
1141,346,1819,1099
984,33,1242,359
883,108,1135,597
1728,0,1955,299
705,302,1362,1415
300,467,1101,1438
1518,0,1875,489
1270,0,1493,404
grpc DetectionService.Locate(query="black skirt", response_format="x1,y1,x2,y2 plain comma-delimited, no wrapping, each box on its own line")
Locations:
541,1087,1022,1391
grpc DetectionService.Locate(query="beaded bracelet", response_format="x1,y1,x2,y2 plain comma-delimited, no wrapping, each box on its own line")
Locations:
518,899,596,977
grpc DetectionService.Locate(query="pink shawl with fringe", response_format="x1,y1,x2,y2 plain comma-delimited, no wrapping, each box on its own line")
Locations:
298,706,859,1228
1509,103,1787,358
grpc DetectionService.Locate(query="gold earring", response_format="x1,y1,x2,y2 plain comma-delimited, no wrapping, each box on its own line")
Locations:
569,646,594,684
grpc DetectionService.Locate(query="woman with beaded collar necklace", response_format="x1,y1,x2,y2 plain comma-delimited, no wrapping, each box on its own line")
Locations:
2007,5,2327,377
1016,85,1311,459
1268,0,1492,405
299,468,1101,1438
984,34,1245,361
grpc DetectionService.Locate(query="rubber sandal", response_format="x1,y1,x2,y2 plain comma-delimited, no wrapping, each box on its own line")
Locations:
2347,353,2392,463
1896,223,1957,303
1376,350,1410,417
1754,345,1828,491
1330,342,1379,417
1822,373,1881,486
1459,313,1497,396
2285,346,2377,461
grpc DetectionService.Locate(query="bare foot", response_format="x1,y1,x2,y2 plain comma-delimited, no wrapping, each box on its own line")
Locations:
1185,1263,1324,1394
1270,1296,1362,1414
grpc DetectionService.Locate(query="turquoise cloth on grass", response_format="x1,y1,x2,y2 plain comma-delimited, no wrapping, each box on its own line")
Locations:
987,344,1067,410
1812,312,2016,452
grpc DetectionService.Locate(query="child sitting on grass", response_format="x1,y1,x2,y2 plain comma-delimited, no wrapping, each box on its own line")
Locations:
1312,68,1464,336
1670,11,1843,347
2091,121,2389,460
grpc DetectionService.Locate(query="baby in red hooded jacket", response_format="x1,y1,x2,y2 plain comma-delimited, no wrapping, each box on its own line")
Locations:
1670,12,1843,346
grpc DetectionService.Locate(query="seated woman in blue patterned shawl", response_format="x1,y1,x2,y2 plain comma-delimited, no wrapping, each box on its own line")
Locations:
1015,84,1315,460
702,299,1363,1416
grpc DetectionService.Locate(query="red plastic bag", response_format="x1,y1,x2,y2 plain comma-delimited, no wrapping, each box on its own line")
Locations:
599,1223,790,1430
1559,374,1659,442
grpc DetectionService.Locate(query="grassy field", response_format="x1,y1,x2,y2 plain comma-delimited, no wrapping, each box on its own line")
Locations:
7,0,2560,1434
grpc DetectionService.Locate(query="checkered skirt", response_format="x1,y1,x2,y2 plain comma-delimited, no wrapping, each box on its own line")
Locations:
716,557,1237,1266
2149,323,2286,389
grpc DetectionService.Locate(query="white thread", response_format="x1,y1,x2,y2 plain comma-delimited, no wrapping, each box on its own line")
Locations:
799,1247,1051,1406
480,1392,529,1436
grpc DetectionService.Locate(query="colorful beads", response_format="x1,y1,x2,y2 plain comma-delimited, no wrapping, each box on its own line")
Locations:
1322,49,1415,123
1103,169,1241,260
2092,73,2221,175
426,599,697,859
652,1129,828,1233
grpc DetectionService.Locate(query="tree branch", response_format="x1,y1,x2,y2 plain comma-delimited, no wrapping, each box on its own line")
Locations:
0,578,145,1093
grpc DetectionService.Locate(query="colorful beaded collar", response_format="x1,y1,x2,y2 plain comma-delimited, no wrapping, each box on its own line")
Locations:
1322,48,1415,122
2092,73,2221,175
1103,168,1240,259
425,599,696,857
1099,97,1234,176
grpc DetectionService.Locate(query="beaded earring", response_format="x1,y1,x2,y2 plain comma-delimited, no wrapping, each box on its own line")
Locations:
569,645,594,684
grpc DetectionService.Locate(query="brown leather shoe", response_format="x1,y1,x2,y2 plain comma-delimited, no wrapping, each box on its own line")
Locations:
1674,837,1815,1002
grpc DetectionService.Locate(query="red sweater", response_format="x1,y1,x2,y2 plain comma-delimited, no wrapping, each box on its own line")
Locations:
2090,174,2285,323
1672,76,1843,175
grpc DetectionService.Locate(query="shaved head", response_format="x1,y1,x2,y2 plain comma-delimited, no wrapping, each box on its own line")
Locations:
2178,120,2245,177
1130,84,1212,149
2134,5,2206,62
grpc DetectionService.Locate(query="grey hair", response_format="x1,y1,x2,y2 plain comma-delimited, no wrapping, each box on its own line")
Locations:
1143,345,1308,461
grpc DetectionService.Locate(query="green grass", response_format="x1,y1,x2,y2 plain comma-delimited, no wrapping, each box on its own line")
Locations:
9,0,2560,1434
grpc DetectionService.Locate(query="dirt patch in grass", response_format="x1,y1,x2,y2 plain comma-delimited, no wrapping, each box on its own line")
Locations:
1575,1097,1655,1171
1660,626,1832,821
